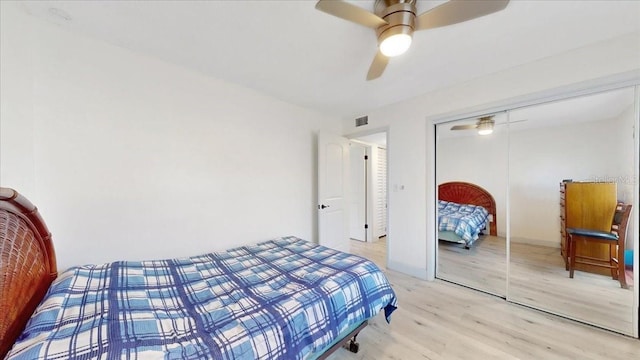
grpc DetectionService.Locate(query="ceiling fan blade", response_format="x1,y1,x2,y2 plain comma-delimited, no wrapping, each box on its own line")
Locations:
450,124,479,130
496,118,528,126
366,51,389,81
315,0,387,29
416,0,510,31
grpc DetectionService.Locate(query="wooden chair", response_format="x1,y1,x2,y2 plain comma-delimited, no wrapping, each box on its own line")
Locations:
567,202,632,289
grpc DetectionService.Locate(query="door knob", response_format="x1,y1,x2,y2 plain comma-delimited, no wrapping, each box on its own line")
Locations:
319,204,330,209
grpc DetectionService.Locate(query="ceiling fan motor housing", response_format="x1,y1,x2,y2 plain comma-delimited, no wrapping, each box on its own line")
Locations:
374,0,416,47
478,116,495,125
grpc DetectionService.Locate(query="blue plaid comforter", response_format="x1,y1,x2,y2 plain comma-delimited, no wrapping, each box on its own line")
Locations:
7,236,397,360
438,200,489,245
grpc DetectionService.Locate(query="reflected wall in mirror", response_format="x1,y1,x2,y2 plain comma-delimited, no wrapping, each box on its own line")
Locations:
507,87,637,336
436,112,507,296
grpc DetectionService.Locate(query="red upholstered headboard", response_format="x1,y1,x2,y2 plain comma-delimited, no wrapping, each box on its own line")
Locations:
0,187,57,358
438,181,497,236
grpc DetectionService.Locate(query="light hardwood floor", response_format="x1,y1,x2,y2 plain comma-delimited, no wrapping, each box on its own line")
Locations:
439,235,634,334
326,238,640,359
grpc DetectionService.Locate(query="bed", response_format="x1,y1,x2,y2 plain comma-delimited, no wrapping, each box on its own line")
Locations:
438,182,497,248
0,187,397,359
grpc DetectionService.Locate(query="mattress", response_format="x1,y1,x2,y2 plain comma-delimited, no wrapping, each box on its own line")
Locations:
438,200,489,246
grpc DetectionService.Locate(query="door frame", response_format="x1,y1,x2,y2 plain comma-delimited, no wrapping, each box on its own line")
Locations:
345,127,389,259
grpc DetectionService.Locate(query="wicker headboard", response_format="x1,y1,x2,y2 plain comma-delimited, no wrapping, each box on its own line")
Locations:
438,181,497,236
0,187,57,358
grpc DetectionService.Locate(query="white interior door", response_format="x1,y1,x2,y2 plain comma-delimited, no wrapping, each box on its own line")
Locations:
318,131,350,252
349,142,367,241
375,147,387,238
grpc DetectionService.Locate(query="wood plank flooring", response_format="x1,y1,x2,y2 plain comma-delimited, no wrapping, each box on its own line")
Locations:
326,238,640,359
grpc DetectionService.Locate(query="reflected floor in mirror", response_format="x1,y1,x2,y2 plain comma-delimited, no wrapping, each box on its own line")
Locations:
437,235,633,335
509,241,634,335
438,235,507,296
330,238,640,359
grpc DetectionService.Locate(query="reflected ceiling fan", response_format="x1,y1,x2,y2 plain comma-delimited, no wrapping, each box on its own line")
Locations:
451,116,496,135
315,0,510,80
450,115,526,135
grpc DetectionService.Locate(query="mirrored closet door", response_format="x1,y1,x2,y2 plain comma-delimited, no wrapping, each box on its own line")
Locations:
507,86,638,336
436,112,508,297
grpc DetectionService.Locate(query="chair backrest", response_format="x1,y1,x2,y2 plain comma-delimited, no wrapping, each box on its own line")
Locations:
611,203,632,242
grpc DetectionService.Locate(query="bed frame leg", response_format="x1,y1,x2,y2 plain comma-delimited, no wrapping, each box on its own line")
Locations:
345,333,360,353
317,320,368,359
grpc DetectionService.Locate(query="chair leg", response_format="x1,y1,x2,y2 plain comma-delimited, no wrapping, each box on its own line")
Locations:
618,242,628,289
569,235,576,279
610,243,618,280
565,235,570,271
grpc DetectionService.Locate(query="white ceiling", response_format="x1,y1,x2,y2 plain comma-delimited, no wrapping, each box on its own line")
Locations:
18,1,640,118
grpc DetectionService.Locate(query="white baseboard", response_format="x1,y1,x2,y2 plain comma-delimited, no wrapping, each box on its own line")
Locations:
510,236,560,249
387,260,428,280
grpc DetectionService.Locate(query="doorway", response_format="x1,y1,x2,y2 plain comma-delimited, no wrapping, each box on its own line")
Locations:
348,131,388,266
349,131,391,269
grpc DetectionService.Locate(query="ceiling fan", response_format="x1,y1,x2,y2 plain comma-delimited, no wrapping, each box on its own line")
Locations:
315,0,510,80
450,115,526,135
451,116,496,135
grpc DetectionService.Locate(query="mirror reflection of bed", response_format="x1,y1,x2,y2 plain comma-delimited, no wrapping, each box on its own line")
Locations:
437,181,505,296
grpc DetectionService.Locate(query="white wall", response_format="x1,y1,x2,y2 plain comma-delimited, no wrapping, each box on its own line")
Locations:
0,4,341,271
342,32,640,279
0,3,36,196
610,105,637,208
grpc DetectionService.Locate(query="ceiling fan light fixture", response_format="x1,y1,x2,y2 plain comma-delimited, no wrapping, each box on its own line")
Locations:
379,33,412,57
376,3,416,59
477,121,494,135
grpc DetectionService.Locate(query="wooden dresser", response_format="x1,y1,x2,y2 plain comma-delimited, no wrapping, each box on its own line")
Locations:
560,181,617,275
